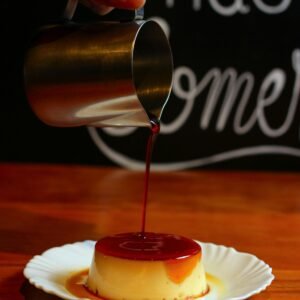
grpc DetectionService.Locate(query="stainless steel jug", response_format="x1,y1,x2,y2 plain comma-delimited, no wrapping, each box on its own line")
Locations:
24,0,173,128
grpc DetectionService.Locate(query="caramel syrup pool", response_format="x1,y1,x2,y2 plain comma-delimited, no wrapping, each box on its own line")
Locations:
66,270,225,299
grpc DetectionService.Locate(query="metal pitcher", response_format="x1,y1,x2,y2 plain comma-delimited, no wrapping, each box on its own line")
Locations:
24,0,173,128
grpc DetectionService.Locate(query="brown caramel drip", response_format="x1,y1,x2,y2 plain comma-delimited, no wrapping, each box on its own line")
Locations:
66,270,102,300
164,253,201,284
185,286,210,299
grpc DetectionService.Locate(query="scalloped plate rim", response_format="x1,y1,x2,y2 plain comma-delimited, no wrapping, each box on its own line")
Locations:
198,241,275,300
23,240,275,300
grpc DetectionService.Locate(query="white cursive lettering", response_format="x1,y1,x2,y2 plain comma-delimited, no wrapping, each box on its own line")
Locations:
88,49,300,170
165,0,292,15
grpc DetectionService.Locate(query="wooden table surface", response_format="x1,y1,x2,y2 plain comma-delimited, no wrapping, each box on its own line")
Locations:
0,163,300,299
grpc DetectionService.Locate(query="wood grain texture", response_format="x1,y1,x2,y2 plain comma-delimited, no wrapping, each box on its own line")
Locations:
0,163,300,299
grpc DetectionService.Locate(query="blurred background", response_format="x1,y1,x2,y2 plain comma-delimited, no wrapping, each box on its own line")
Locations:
1,0,300,170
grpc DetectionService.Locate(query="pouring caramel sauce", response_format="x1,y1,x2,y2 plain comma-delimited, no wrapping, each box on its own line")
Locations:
65,119,223,299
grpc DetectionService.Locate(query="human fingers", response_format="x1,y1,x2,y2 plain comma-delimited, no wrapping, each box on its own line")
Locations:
87,0,145,10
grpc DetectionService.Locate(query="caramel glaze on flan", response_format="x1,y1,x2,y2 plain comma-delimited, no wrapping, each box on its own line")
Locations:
86,232,208,300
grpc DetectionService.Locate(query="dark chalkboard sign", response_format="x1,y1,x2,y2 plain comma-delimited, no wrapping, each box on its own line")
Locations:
90,0,300,170
1,0,300,170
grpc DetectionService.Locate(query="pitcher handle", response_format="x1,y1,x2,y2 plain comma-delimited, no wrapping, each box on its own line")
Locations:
64,0,79,20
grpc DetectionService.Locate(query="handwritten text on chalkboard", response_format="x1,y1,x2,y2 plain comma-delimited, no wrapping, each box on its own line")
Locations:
165,0,291,15
89,1,300,170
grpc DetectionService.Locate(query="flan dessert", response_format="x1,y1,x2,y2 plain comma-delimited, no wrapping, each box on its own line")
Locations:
86,232,208,300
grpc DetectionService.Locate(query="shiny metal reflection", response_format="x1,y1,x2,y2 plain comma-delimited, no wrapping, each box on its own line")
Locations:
24,20,173,128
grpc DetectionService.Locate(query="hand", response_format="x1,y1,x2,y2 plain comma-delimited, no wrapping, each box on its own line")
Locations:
80,0,146,15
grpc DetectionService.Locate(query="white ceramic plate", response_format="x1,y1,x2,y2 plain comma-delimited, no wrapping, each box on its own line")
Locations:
24,240,274,300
